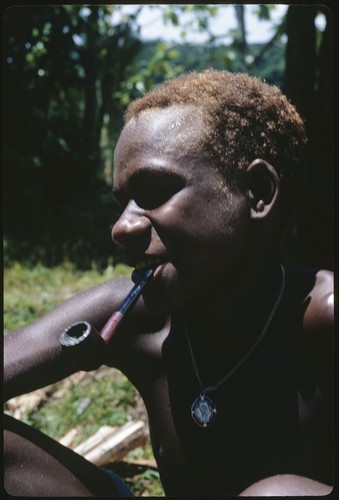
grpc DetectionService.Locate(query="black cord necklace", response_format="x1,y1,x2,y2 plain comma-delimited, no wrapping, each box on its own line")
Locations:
185,265,286,428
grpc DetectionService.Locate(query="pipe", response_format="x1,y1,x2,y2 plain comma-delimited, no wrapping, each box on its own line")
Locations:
59,268,154,371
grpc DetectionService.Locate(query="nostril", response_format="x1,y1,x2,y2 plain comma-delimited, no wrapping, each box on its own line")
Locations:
111,223,121,245
111,216,130,246
111,209,151,246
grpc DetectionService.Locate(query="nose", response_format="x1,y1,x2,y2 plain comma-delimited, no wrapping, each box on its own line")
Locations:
111,200,151,247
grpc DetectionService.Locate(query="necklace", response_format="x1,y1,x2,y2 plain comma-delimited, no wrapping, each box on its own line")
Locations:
185,264,285,428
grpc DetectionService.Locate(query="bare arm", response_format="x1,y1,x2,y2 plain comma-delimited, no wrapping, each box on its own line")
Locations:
4,277,133,402
302,269,334,394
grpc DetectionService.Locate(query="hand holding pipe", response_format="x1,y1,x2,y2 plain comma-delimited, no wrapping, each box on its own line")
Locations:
59,269,154,371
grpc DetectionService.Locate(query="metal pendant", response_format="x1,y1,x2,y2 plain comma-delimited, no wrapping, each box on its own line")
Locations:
191,393,217,427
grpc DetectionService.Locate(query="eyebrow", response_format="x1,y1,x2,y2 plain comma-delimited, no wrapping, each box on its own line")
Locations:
131,166,183,184
113,165,185,194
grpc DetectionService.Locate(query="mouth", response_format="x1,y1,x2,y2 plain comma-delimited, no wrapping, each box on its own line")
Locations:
131,257,167,284
134,257,164,273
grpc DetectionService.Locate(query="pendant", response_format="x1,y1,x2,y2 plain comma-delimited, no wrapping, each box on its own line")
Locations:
191,393,217,427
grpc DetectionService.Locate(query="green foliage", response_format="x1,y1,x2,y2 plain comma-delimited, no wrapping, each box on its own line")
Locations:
127,466,163,496
157,40,285,86
254,4,276,21
114,41,184,101
162,4,219,39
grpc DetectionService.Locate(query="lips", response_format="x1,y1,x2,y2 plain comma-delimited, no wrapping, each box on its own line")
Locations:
135,257,163,272
130,256,165,284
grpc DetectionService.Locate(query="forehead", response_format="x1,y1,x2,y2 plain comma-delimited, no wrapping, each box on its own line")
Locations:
114,105,208,165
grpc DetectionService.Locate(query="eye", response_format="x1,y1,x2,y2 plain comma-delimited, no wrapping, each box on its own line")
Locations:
112,170,186,213
134,185,179,210
133,172,186,210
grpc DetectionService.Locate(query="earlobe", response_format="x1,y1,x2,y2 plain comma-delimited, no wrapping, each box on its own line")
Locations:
246,159,280,219
256,200,265,212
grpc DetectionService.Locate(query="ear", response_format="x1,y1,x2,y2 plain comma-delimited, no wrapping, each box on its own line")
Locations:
246,159,280,220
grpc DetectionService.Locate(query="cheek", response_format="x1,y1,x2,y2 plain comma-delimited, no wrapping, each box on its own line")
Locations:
215,192,250,235
152,189,249,255
150,197,197,246
189,195,249,245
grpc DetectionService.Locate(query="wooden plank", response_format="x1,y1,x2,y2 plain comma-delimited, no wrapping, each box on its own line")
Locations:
74,420,147,466
74,426,117,456
58,428,78,447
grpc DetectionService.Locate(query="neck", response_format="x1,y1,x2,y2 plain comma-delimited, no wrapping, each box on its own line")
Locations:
184,258,284,375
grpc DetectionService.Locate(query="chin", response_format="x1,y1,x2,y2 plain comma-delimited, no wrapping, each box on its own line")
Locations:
142,285,195,316
142,291,177,315
142,264,200,314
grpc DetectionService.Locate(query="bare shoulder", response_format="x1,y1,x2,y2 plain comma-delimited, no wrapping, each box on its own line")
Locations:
298,269,334,390
303,269,334,333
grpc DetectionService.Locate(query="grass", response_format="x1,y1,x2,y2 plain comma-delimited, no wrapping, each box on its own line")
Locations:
4,261,165,496
3,260,131,332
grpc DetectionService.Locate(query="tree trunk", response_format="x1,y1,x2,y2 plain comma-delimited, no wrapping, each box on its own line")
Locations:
234,5,247,65
284,6,333,270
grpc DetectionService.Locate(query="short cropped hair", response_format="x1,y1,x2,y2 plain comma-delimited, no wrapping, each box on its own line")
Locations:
125,69,307,227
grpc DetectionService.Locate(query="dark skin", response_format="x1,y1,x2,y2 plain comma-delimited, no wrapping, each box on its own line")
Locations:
4,106,333,496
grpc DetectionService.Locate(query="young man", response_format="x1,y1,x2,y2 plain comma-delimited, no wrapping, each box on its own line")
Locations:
4,70,334,496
